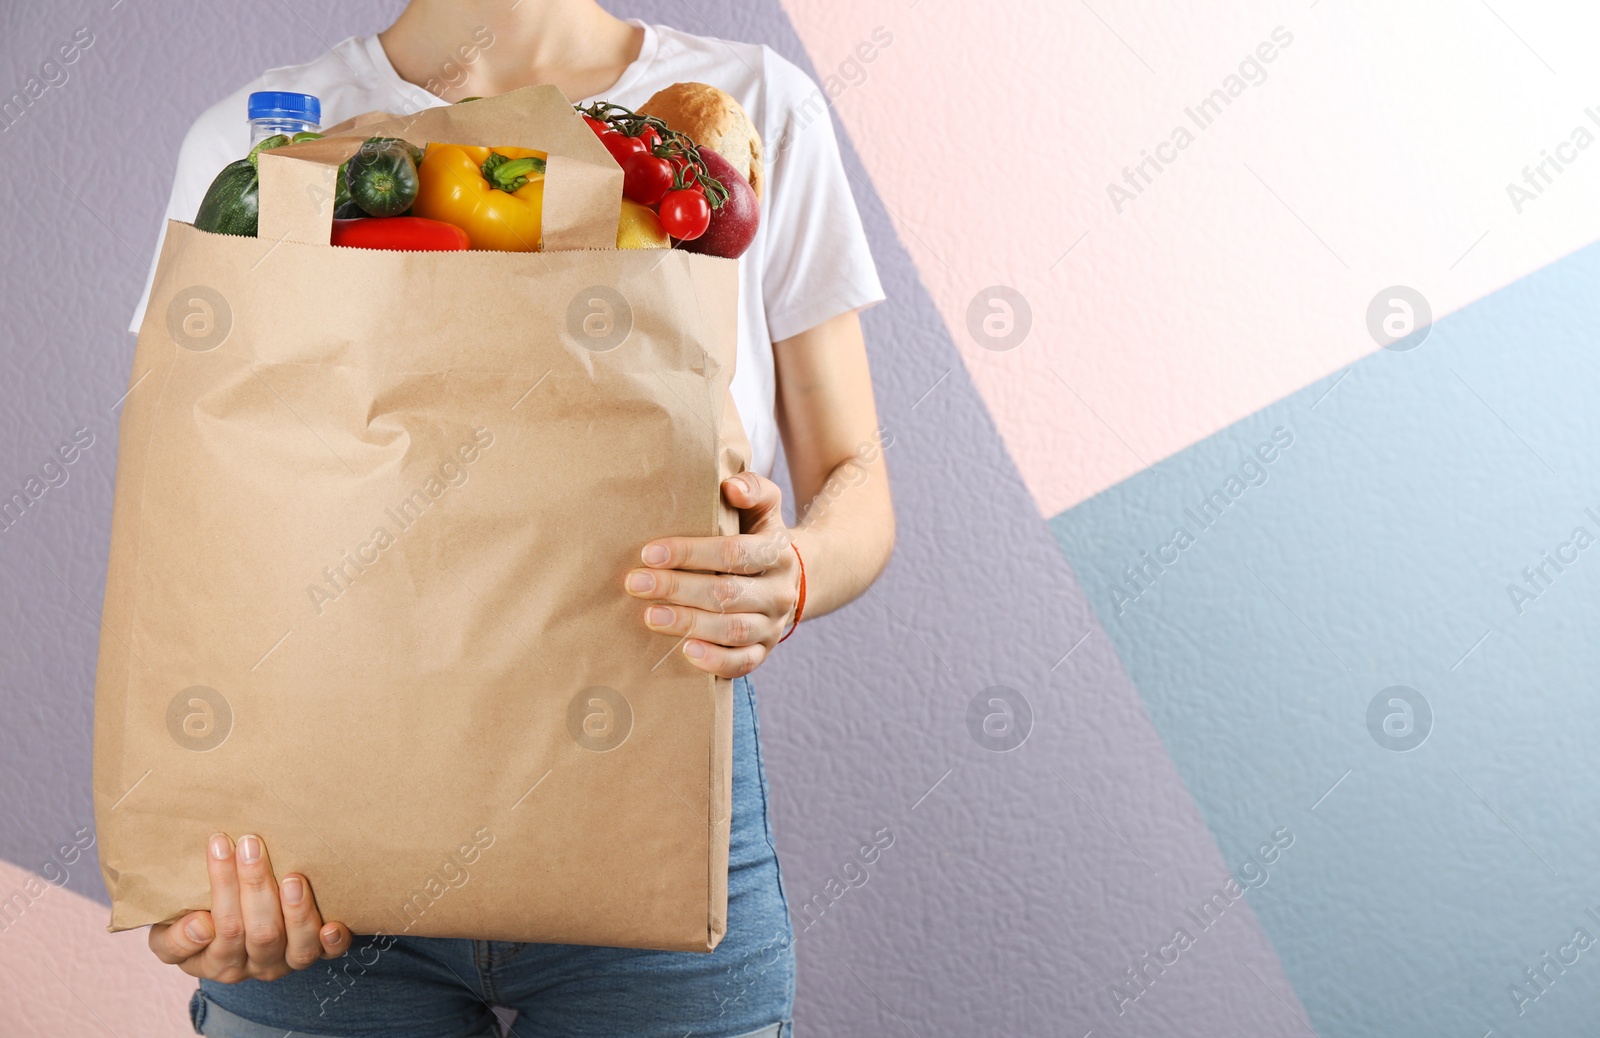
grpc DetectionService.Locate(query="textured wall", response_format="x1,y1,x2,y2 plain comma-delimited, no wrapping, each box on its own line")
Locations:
1,0,1595,1035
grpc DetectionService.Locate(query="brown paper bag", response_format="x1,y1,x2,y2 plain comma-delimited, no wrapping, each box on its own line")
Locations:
94,86,749,951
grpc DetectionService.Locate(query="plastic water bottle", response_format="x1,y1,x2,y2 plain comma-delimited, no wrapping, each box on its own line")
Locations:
248,91,321,146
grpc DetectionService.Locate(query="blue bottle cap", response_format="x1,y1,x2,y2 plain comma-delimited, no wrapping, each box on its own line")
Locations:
247,91,321,124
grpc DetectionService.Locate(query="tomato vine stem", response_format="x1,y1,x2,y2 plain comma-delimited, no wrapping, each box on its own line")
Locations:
575,100,730,209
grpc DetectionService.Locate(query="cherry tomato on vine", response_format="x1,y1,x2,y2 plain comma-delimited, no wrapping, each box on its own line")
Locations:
664,153,697,187
601,132,649,165
622,153,675,205
583,115,611,136
637,125,663,151
659,188,712,240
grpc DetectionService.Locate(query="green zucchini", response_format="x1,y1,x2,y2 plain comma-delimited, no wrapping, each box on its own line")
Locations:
193,135,311,237
345,139,420,217
193,158,262,236
195,133,415,236
247,134,293,166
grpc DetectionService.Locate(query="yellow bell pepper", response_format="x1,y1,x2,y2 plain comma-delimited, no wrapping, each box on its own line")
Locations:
413,144,546,252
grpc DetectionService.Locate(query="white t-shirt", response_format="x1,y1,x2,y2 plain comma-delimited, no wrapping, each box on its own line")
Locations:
129,21,885,478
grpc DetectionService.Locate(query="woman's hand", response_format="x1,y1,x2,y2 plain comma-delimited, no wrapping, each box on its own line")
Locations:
148,834,351,982
626,472,801,679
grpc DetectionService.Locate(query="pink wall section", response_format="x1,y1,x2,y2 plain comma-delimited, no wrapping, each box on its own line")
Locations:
0,860,194,1036
781,0,1600,516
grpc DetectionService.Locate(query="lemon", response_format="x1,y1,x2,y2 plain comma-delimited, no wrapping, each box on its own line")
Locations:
617,199,670,250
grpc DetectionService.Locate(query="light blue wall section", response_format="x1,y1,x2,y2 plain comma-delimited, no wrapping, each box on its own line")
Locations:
1051,244,1600,1038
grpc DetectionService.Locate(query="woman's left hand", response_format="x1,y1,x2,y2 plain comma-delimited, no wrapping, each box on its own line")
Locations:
625,472,801,679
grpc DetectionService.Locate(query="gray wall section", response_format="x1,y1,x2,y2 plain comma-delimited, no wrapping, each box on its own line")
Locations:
1,1,1303,1033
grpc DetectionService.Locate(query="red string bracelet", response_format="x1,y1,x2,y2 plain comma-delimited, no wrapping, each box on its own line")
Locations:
777,542,807,644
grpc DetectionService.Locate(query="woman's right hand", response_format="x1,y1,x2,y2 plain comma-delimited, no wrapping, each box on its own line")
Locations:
148,833,352,982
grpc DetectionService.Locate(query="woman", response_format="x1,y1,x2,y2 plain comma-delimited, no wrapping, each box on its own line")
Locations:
130,1,894,1035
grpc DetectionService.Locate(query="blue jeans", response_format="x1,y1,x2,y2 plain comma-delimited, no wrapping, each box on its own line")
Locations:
189,676,795,1038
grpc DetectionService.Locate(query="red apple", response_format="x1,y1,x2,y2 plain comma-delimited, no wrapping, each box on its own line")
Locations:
678,147,760,259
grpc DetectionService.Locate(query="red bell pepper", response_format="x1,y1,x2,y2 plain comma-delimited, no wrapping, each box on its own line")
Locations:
330,216,471,252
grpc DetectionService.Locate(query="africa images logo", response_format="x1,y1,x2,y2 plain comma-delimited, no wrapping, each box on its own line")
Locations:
1106,26,1295,214
1108,426,1296,616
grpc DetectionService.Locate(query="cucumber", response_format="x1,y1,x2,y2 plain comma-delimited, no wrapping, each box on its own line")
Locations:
363,136,424,166
345,139,420,217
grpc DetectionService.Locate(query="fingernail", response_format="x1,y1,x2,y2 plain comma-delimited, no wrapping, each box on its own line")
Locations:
627,571,655,592
209,834,232,861
184,916,214,943
684,641,706,659
238,835,261,865
642,544,669,566
282,876,304,905
322,926,342,946
647,606,673,627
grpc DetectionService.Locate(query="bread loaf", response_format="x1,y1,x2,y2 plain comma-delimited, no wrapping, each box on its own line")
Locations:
638,82,763,199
